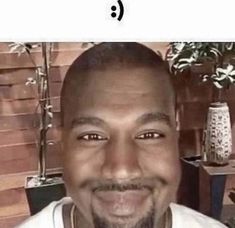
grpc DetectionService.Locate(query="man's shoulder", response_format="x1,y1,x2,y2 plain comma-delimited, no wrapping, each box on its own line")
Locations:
170,203,227,228
16,197,72,228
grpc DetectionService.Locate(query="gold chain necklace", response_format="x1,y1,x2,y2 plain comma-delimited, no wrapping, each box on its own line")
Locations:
164,208,170,228
70,204,76,228
70,204,170,228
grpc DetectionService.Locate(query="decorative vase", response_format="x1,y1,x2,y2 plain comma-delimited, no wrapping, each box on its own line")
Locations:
203,102,232,166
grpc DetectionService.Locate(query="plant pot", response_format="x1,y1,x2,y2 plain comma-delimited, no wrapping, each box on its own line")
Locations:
25,173,66,215
203,102,232,166
178,155,201,210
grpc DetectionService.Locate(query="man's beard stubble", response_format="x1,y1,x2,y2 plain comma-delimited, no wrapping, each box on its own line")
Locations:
80,177,161,228
92,205,155,228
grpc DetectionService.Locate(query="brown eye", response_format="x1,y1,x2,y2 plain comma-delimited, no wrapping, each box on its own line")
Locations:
77,133,107,141
136,132,163,140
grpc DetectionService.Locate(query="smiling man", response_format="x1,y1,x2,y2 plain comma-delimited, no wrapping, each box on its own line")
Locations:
17,43,226,228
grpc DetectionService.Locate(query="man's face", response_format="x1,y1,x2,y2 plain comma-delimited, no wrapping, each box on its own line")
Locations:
62,67,181,228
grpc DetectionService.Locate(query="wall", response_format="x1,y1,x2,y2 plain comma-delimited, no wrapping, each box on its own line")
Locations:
0,42,85,227
0,42,234,227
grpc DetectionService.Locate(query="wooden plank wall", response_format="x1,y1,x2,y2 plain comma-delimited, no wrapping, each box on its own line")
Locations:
0,42,234,227
0,42,85,227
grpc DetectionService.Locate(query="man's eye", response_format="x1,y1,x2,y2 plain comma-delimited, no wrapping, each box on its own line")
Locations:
77,134,107,141
136,132,163,140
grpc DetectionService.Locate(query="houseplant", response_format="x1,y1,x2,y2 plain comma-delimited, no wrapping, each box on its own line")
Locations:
166,42,235,166
9,42,95,214
166,42,235,221
9,42,66,214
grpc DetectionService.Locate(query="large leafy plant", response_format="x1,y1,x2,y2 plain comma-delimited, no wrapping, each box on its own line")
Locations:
166,42,235,89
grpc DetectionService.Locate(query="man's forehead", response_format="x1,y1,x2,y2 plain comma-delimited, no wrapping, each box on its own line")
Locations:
66,71,172,111
63,91,174,130
68,67,170,93
62,66,175,127
70,111,172,130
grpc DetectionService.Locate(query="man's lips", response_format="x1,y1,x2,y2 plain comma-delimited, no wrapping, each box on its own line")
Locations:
93,189,151,217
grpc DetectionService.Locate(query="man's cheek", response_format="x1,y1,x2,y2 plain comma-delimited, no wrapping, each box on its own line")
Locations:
144,154,180,186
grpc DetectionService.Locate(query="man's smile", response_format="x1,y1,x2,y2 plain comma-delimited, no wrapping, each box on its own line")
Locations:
93,189,152,218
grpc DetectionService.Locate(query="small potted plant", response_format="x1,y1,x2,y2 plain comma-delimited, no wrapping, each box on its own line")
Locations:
9,42,97,215
9,42,66,215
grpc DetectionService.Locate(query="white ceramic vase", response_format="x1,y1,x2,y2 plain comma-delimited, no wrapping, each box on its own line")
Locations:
203,102,232,165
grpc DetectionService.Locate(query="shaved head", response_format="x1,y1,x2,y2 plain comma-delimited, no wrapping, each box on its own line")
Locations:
61,42,174,127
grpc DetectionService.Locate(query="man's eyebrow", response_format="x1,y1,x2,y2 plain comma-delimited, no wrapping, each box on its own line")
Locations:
136,112,171,126
71,116,106,129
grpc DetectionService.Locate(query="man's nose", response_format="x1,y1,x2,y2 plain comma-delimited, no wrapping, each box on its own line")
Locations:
101,137,142,180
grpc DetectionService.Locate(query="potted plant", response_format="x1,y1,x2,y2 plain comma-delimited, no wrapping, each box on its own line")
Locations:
9,42,96,215
166,43,235,219
166,42,235,166
9,42,66,215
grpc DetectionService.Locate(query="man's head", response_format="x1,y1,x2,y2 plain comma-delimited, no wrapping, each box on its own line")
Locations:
61,42,181,228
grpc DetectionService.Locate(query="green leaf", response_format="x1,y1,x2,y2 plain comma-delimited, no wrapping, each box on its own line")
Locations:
177,63,190,70
228,76,234,84
202,75,209,82
216,67,228,75
230,70,235,76
215,74,227,81
213,81,224,89
225,42,233,50
210,47,222,56
47,112,53,118
178,58,193,63
227,64,234,73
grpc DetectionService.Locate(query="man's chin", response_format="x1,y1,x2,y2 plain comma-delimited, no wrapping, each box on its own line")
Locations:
92,189,153,218
91,190,155,228
92,206,155,228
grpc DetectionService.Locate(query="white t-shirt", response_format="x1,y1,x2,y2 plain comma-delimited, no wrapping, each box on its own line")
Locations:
16,197,227,228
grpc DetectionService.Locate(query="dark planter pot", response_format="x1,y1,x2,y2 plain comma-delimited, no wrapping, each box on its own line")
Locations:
25,173,66,215
178,155,201,210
